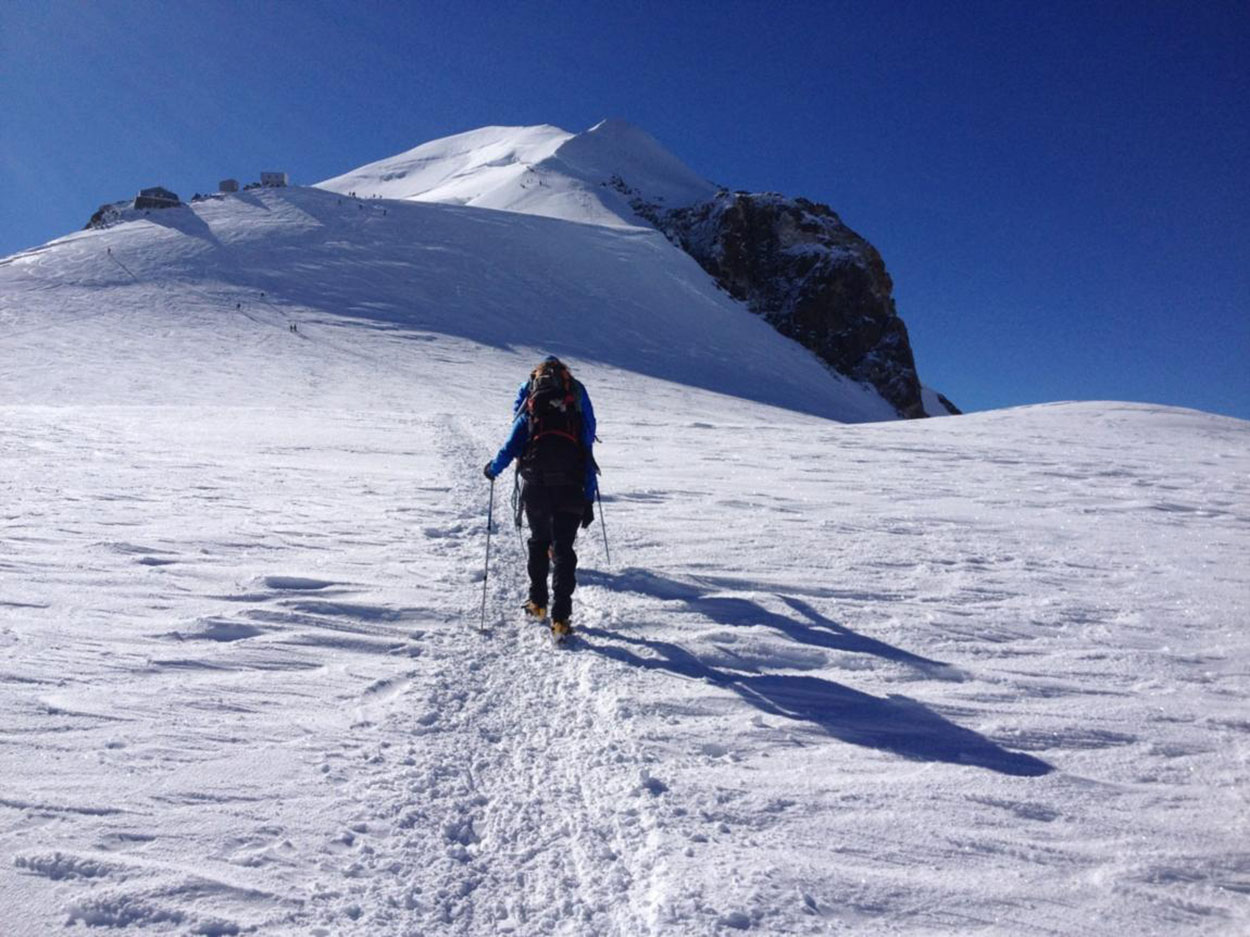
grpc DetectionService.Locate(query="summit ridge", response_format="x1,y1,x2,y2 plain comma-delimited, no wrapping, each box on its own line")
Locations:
320,120,951,417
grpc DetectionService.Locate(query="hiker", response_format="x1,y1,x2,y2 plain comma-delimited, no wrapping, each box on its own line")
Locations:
484,356,598,639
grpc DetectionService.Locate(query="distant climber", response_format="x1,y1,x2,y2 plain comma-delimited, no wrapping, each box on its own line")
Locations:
484,356,598,641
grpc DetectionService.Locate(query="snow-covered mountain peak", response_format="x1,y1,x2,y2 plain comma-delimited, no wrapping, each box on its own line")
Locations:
319,119,946,418
315,123,571,205
552,118,718,208
318,119,716,228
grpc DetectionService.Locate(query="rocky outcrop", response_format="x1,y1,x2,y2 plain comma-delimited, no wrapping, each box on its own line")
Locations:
85,201,129,231
86,187,185,230
631,189,952,418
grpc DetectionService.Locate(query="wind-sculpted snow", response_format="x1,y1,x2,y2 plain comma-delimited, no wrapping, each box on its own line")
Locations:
316,119,716,230
2,184,1249,934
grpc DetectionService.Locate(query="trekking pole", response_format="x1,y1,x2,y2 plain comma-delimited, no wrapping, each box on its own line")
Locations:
479,477,495,632
512,469,524,552
595,486,611,568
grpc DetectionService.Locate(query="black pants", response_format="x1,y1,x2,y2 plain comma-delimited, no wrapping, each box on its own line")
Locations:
522,481,582,621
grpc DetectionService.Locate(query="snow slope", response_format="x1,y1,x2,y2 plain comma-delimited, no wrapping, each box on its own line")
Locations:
2,187,1249,936
317,119,719,229
3,185,891,422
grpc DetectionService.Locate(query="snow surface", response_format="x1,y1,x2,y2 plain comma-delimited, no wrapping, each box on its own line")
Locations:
316,120,719,229
2,182,1250,936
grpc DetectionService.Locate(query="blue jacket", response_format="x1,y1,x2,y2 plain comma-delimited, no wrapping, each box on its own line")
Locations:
489,379,598,500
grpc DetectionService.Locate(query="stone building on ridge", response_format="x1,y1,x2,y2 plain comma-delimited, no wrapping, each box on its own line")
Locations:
134,186,181,210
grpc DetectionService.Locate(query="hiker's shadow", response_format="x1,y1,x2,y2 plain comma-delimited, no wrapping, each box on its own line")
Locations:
580,568,1052,778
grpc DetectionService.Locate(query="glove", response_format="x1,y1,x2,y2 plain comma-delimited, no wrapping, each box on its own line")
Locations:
483,462,496,481
581,500,595,529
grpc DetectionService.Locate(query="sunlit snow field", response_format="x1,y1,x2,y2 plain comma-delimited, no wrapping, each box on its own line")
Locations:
2,183,1248,935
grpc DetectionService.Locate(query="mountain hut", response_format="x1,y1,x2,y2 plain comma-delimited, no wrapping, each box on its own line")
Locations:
134,187,181,210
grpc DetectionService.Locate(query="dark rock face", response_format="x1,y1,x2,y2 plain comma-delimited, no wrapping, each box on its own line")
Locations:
635,191,951,418
85,201,129,230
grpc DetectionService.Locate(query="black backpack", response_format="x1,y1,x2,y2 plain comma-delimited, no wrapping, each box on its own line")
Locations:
519,360,584,486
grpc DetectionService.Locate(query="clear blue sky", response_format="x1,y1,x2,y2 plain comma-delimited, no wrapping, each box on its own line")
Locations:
3,0,1247,419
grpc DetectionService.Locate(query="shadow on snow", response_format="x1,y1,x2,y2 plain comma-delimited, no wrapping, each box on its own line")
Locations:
146,205,223,247
580,567,1053,778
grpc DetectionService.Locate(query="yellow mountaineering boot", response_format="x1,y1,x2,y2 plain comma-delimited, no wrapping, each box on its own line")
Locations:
523,600,547,620
550,619,572,641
